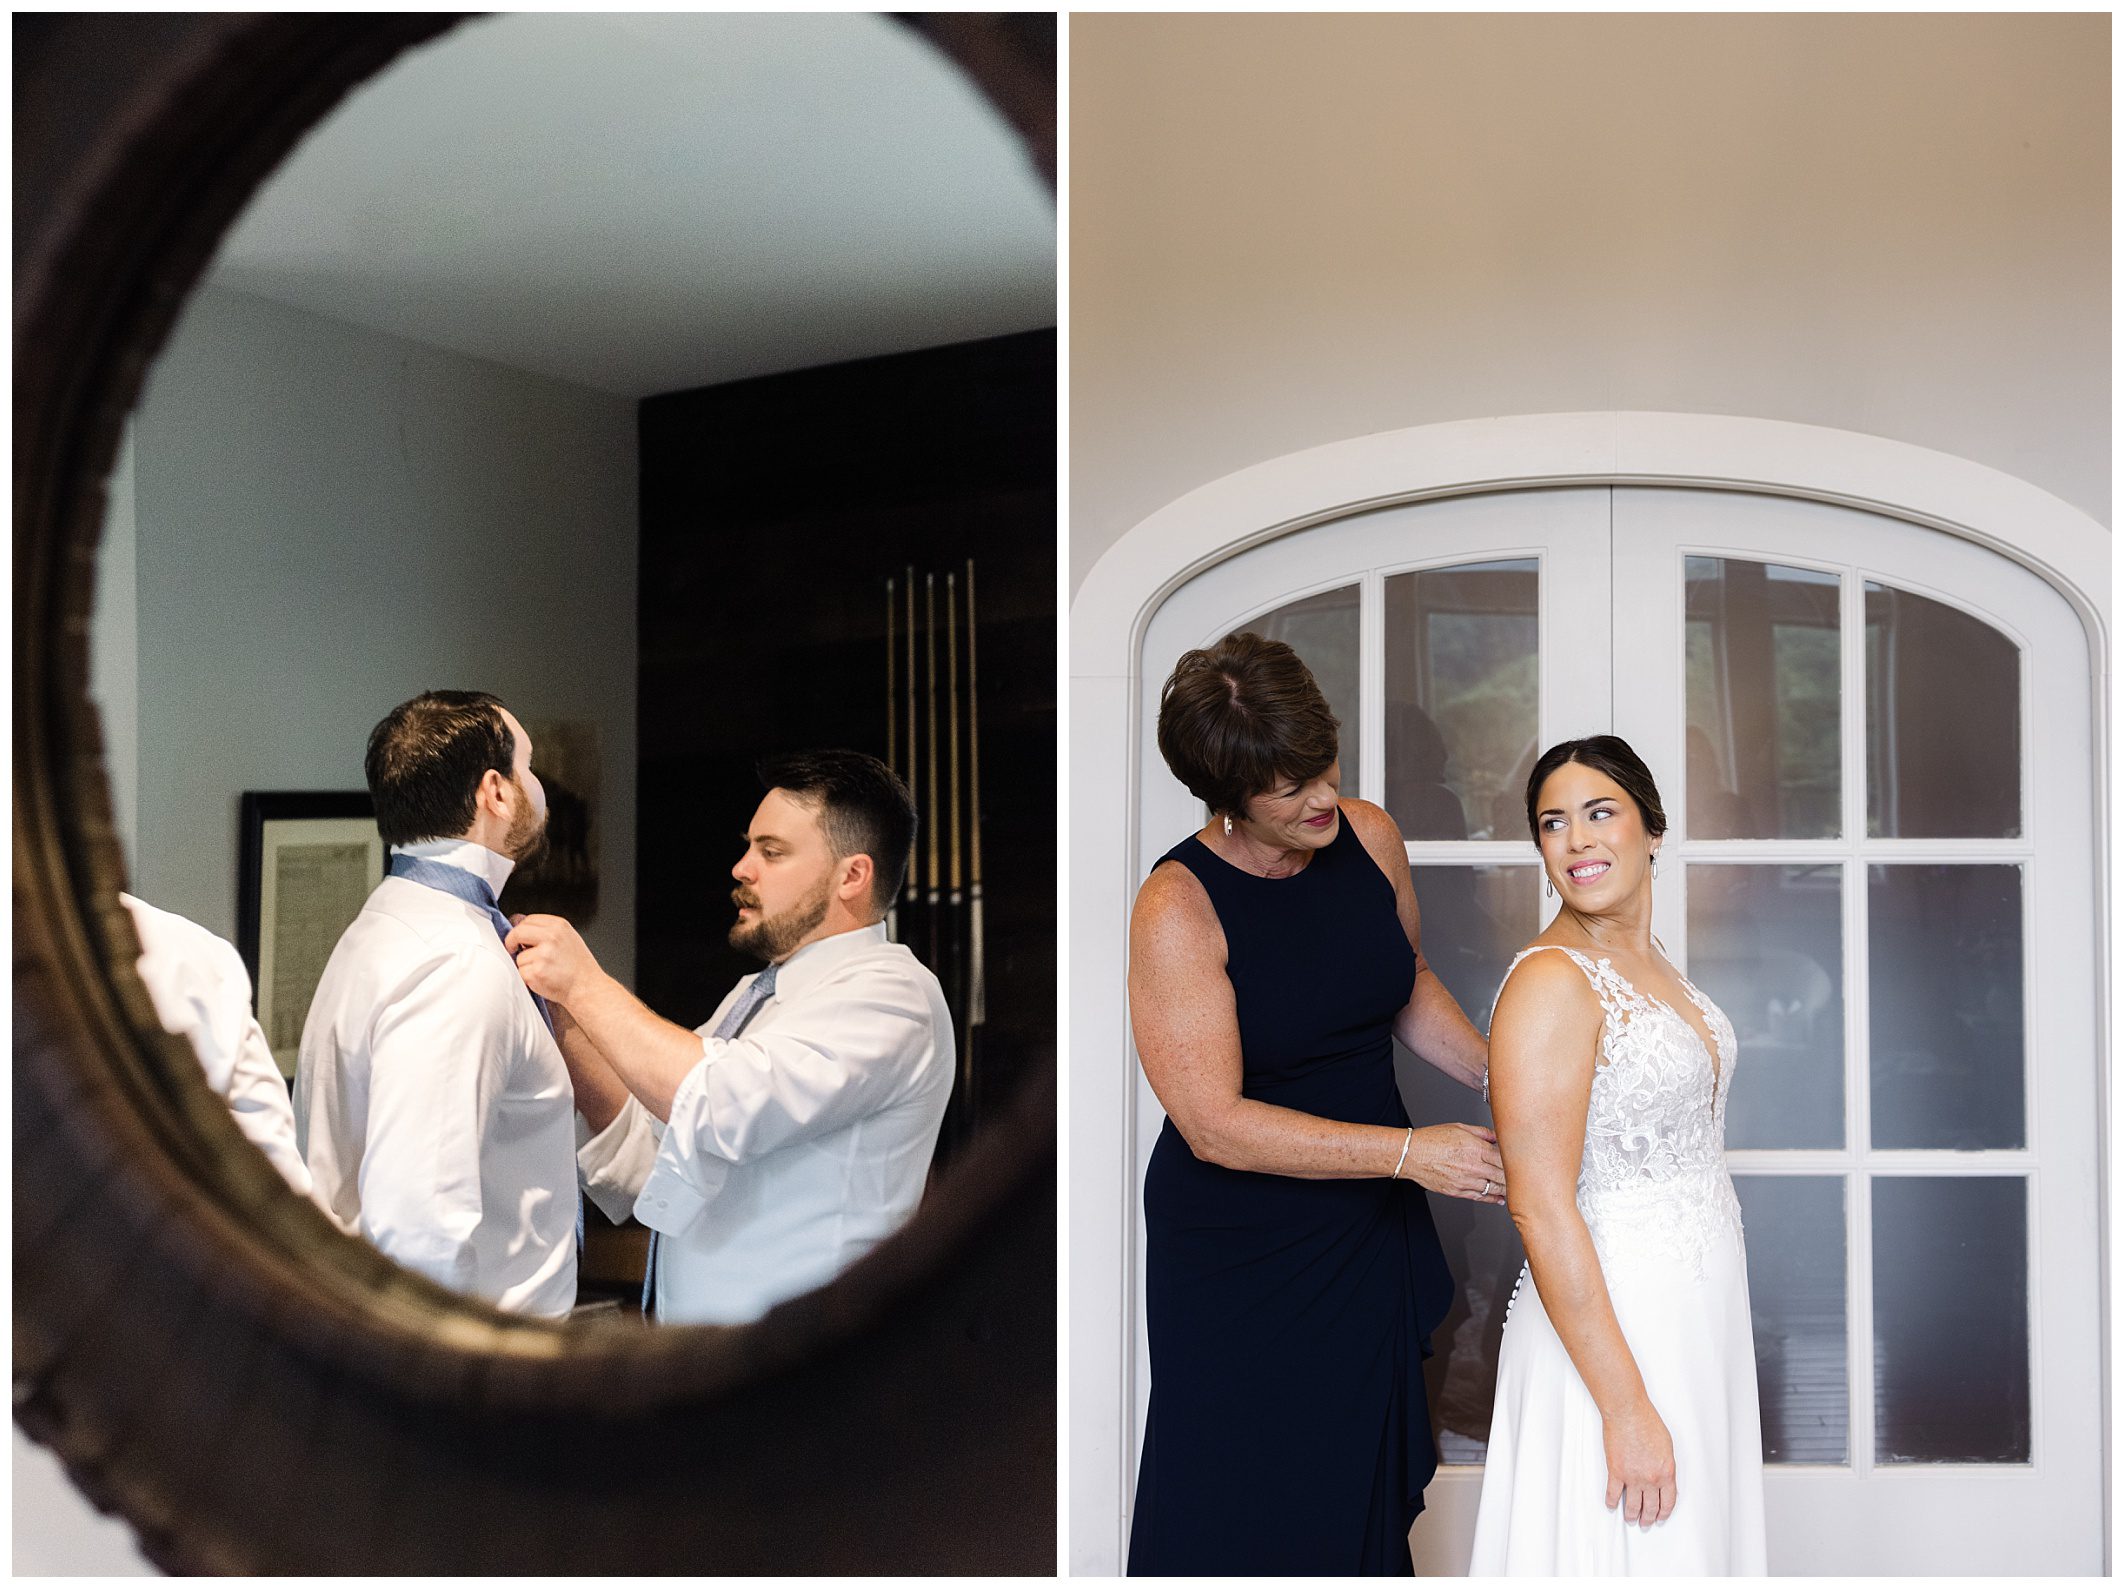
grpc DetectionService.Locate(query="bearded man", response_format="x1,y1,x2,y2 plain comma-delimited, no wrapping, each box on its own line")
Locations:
508,750,954,1324
296,690,579,1316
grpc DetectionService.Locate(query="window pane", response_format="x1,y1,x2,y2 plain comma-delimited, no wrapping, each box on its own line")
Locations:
1734,1175,1848,1464
1688,865,1844,1150
1868,865,2025,1150
1257,585,1360,784
1684,557,1840,839
1865,582,2021,838
1403,864,1541,1462
1384,561,1537,841
1873,1177,2030,1463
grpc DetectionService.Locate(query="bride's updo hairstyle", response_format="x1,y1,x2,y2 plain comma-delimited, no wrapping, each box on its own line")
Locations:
1524,735,1669,843
1156,631,1340,822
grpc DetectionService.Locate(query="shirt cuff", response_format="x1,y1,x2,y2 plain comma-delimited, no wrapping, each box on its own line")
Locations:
576,1095,660,1225
633,1048,732,1235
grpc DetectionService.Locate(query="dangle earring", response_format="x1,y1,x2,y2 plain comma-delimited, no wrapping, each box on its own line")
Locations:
1544,874,1555,899
1650,850,1660,878
1223,813,1233,837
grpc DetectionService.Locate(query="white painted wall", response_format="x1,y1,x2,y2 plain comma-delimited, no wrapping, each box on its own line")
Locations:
89,427,139,862
117,285,638,979
12,1430,154,1575
1068,11,2109,595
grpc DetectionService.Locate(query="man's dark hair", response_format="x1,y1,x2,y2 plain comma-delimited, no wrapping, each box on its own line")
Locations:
365,690,517,847
1155,630,1340,820
1523,735,1670,843
757,749,918,913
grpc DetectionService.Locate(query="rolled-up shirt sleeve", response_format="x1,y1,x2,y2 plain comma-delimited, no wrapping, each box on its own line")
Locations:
635,966,935,1236
355,947,515,1293
576,1096,663,1225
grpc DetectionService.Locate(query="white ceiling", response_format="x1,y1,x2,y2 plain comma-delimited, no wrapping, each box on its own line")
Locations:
206,13,1055,398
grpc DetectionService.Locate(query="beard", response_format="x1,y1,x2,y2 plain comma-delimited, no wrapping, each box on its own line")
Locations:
502,784,549,867
729,873,832,962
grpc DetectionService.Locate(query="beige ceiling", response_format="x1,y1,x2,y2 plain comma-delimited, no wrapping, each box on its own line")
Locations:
209,13,1055,398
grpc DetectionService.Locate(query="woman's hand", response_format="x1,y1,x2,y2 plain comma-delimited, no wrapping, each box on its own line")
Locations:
1398,1122,1507,1203
1603,1400,1676,1528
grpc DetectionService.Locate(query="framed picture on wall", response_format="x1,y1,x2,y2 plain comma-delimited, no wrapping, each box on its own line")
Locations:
235,791,385,1077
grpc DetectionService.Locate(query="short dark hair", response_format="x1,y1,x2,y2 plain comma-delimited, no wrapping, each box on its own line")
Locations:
756,749,918,913
365,690,517,847
1524,735,1669,843
1155,631,1340,820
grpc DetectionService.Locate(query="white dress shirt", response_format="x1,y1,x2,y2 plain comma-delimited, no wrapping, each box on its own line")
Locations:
121,893,318,1202
295,838,577,1317
578,921,954,1324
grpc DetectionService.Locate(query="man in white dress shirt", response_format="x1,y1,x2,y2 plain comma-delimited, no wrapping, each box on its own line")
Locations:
295,690,578,1317
121,892,319,1202
509,750,953,1324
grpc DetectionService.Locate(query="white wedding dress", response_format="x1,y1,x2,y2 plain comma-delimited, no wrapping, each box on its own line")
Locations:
1469,945,1767,1575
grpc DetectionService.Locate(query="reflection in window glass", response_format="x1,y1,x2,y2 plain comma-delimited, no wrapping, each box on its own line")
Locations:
1384,562,1538,841
1684,558,1839,839
1865,582,2021,838
1402,864,1540,1463
1734,1176,1848,1464
1868,865,2024,1150
1873,1176,2030,1463
1688,865,1844,1150
1257,585,1360,786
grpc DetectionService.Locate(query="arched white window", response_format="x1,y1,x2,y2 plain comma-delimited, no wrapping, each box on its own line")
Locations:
1070,417,2108,1575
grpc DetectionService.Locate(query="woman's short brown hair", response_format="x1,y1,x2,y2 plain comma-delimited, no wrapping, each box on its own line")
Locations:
1155,631,1340,820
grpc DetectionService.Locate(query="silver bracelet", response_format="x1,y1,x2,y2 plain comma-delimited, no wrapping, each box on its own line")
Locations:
1390,1125,1413,1181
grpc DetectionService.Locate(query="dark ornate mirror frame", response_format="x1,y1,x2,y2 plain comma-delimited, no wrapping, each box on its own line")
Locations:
14,14,1056,1573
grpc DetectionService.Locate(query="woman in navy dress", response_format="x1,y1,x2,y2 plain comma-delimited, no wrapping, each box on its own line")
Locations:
1126,631,1503,1575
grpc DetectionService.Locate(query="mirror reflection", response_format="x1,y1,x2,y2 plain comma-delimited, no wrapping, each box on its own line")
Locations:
88,12,1055,1324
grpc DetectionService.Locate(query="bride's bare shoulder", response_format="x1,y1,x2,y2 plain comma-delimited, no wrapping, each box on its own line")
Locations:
1494,946,1602,1036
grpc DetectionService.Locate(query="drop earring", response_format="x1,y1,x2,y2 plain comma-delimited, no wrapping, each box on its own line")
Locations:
1650,851,1660,878
1223,813,1233,837
1544,874,1555,899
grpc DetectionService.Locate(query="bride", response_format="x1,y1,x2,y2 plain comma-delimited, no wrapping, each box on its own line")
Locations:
1469,737,1767,1574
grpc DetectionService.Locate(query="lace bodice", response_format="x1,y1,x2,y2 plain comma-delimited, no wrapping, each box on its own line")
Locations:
1503,945,1743,1277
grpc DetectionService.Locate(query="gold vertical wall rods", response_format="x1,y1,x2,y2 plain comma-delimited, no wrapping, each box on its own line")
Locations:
965,557,985,1029
946,571,969,1132
925,573,941,941
885,575,897,941
904,568,917,820
946,571,962,897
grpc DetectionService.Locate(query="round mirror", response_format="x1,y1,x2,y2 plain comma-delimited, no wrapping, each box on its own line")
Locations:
16,13,1055,1572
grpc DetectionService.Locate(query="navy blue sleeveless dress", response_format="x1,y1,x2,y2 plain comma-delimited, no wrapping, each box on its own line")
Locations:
1128,815,1456,1576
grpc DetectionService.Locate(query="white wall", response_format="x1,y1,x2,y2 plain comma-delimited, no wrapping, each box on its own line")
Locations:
89,427,139,861
116,285,638,978
12,1430,154,1575
1068,11,2109,594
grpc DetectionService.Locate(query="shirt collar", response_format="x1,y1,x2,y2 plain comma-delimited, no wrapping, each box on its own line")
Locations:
759,920,889,1002
390,837,516,899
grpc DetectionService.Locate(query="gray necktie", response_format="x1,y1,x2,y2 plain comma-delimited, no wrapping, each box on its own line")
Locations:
643,962,778,1320
387,853,553,1031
